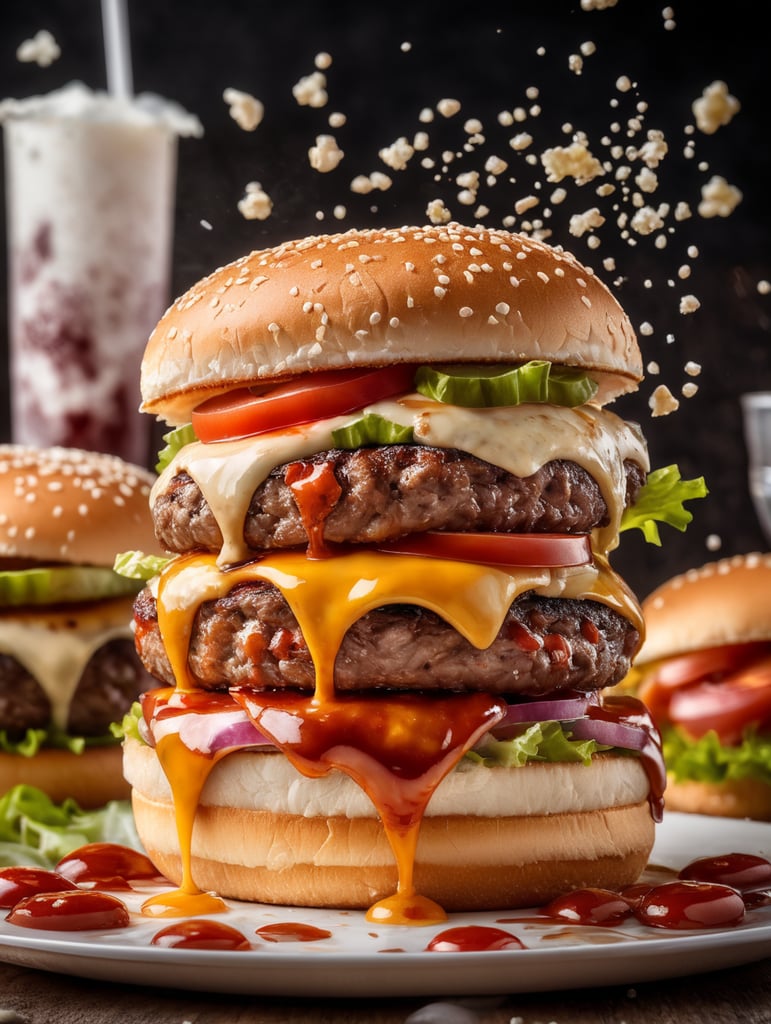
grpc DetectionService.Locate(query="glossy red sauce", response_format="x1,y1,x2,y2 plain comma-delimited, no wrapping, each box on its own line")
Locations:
55,842,164,890
284,460,342,558
0,867,72,908
425,925,526,952
255,921,332,942
635,881,746,930
6,890,130,931
542,887,633,926
678,852,771,891
151,919,251,950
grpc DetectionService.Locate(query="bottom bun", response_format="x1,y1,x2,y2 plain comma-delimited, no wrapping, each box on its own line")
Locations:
0,745,129,808
126,738,655,911
664,775,771,821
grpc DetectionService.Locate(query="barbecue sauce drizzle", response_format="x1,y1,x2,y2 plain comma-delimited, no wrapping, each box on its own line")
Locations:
140,468,662,923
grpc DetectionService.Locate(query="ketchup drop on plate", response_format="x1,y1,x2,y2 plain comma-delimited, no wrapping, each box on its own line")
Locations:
151,919,252,950
543,887,633,926
255,921,332,942
678,852,771,891
425,925,525,952
0,867,73,908
635,881,746,930
55,842,163,889
6,890,130,931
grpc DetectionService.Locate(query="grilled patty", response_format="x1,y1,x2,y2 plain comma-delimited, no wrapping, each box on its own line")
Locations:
153,447,645,555
0,639,159,739
133,585,639,697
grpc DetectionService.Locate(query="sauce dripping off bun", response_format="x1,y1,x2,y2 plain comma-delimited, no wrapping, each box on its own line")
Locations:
127,224,664,921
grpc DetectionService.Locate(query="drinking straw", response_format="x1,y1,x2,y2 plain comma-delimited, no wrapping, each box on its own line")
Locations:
101,0,133,98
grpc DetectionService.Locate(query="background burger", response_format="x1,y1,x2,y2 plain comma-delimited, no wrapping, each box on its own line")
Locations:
622,552,771,821
0,445,162,808
122,223,703,919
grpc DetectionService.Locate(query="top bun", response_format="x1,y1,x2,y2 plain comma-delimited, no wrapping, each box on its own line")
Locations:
0,445,160,568
636,552,771,665
141,223,642,425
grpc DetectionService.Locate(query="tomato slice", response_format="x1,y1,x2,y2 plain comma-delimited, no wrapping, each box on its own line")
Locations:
191,365,417,442
375,531,592,568
667,653,771,744
638,641,771,723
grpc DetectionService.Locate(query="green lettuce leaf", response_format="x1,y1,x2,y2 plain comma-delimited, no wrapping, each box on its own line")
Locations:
0,784,142,868
156,423,197,473
620,464,708,545
113,549,171,582
663,725,771,786
0,724,121,757
466,720,611,767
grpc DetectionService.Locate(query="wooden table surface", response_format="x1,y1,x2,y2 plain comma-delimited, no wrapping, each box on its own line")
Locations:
0,956,769,1023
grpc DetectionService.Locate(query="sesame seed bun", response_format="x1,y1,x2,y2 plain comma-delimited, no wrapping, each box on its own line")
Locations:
636,552,771,664
0,445,159,567
140,223,642,426
633,552,771,821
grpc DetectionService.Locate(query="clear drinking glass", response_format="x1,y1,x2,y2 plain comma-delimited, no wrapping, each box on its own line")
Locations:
741,391,771,544
1,82,201,465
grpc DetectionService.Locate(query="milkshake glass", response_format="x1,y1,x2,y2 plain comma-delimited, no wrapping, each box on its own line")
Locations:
1,82,202,465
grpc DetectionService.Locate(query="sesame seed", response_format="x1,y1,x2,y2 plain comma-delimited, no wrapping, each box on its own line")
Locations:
434,286,447,298
459,306,474,317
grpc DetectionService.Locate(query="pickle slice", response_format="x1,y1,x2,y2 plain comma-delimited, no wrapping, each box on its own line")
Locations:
0,566,143,607
414,360,599,408
331,413,414,448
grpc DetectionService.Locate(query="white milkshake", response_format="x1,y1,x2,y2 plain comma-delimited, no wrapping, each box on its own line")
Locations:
1,82,202,465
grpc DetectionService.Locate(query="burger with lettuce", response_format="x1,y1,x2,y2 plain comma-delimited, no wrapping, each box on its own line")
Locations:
118,223,706,916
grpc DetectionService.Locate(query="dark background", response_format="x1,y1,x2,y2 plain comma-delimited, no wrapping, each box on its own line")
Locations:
1,0,769,602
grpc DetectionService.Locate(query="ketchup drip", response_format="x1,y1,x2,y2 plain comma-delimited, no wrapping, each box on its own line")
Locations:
284,459,342,558
231,689,504,925
585,694,666,822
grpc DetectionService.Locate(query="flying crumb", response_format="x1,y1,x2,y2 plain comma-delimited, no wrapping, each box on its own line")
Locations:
16,28,60,66
437,98,462,118
679,294,701,314
706,534,723,551
379,137,415,171
223,88,264,131
426,198,452,224
237,181,273,220
541,142,605,184
649,384,680,417
580,0,618,7
692,81,741,134
309,135,345,172
758,280,771,295
293,71,328,108
314,52,333,70
698,175,742,217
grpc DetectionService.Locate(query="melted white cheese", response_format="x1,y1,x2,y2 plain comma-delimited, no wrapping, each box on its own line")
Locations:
153,398,648,566
0,611,133,730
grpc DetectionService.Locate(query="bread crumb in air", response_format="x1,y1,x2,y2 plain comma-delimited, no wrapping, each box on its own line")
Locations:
679,294,701,314
309,135,345,173
237,182,273,220
16,29,60,66
706,534,722,551
650,384,680,416
699,175,742,217
223,88,264,131
292,71,328,108
379,137,415,171
692,81,741,134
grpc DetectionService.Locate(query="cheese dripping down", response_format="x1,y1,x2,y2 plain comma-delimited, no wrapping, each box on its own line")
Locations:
152,398,649,566
140,548,643,924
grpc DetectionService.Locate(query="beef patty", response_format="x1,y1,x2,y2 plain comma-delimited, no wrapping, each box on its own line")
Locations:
0,639,159,739
133,584,639,697
153,447,645,555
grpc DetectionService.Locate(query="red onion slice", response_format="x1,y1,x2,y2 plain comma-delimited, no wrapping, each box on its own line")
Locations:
568,716,649,752
147,709,272,754
499,695,590,725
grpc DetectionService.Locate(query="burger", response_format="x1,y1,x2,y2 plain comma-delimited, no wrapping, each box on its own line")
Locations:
623,552,771,821
0,445,162,808
121,223,702,919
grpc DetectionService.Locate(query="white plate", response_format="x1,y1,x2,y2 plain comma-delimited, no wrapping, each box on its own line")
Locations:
0,812,769,997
